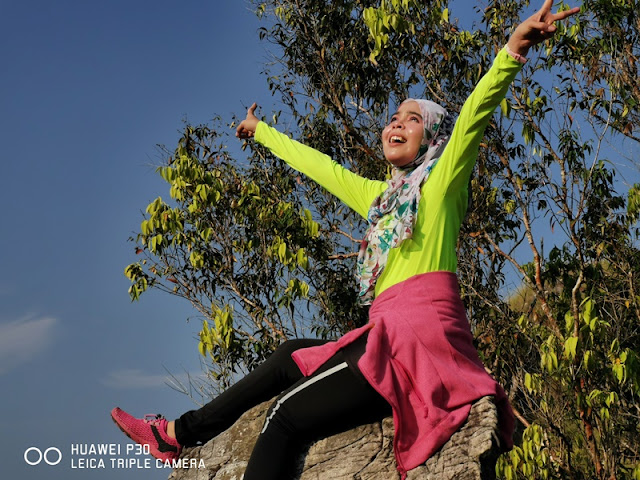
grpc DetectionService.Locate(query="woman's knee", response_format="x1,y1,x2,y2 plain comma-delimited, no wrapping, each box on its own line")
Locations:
274,339,300,355
261,340,310,385
266,339,330,384
268,340,301,368
278,338,319,353
272,338,326,362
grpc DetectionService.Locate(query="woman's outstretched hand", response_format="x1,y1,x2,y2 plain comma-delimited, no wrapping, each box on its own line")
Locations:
508,0,580,57
236,102,260,139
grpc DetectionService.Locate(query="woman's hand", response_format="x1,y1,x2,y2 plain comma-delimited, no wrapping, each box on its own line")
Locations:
236,102,260,139
507,0,580,57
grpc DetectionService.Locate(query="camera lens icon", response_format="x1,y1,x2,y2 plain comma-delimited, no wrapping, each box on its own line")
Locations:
24,447,62,466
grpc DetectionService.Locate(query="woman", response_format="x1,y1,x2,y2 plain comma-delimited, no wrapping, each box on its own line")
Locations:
112,2,579,478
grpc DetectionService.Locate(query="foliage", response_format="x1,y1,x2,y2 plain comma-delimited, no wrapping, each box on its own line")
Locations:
362,0,420,63
126,0,639,476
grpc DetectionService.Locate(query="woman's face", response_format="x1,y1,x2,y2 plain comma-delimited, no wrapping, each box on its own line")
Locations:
382,101,424,167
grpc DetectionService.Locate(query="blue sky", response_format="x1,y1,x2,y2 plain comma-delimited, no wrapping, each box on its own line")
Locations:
0,1,272,478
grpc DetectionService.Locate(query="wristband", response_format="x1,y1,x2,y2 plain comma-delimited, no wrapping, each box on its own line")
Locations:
505,45,528,64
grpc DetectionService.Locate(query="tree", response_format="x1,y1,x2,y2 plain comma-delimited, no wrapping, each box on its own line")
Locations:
125,0,639,477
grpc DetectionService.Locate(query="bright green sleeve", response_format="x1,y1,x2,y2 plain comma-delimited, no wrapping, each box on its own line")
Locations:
427,47,524,196
254,122,387,219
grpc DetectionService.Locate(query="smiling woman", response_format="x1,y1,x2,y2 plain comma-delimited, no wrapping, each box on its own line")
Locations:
112,1,581,479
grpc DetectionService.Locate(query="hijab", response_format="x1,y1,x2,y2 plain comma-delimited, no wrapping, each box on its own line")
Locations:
356,99,454,304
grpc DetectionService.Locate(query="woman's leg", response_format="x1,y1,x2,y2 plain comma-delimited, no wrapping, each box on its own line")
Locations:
175,338,328,446
243,339,391,480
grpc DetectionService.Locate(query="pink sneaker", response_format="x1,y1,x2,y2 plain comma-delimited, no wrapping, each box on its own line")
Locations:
111,407,181,461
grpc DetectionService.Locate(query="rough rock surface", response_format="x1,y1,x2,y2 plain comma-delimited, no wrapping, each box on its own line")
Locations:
168,396,501,480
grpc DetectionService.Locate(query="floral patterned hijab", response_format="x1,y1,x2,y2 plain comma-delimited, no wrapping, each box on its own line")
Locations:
356,99,454,304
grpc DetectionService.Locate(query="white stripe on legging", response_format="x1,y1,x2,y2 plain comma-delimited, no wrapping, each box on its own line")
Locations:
260,361,349,434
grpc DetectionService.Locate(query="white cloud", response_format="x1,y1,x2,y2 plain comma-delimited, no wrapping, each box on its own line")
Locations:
0,316,57,375
102,369,170,389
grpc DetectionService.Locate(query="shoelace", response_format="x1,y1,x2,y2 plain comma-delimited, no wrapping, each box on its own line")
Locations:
143,414,165,424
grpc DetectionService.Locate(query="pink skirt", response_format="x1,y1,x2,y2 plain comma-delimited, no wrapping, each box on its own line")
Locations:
292,271,514,478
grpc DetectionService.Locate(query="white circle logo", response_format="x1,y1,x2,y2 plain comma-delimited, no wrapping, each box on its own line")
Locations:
24,447,62,466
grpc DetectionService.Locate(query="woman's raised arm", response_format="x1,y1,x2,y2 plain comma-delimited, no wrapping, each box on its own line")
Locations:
235,103,386,218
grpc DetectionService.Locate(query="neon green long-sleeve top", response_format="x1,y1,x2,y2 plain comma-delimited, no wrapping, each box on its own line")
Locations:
254,47,523,299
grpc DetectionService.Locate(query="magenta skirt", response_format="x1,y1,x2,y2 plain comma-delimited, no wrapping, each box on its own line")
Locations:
292,271,514,478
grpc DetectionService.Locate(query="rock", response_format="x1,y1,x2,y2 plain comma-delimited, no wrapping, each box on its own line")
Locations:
168,396,501,480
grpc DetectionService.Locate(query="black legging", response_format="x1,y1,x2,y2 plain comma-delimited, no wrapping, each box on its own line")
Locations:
175,335,391,480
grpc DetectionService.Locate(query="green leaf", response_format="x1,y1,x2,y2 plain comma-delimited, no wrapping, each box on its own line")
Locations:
582,298,593,325
500,97,511,118
563,336,578,360
189,251,204,269
564,311,574,333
